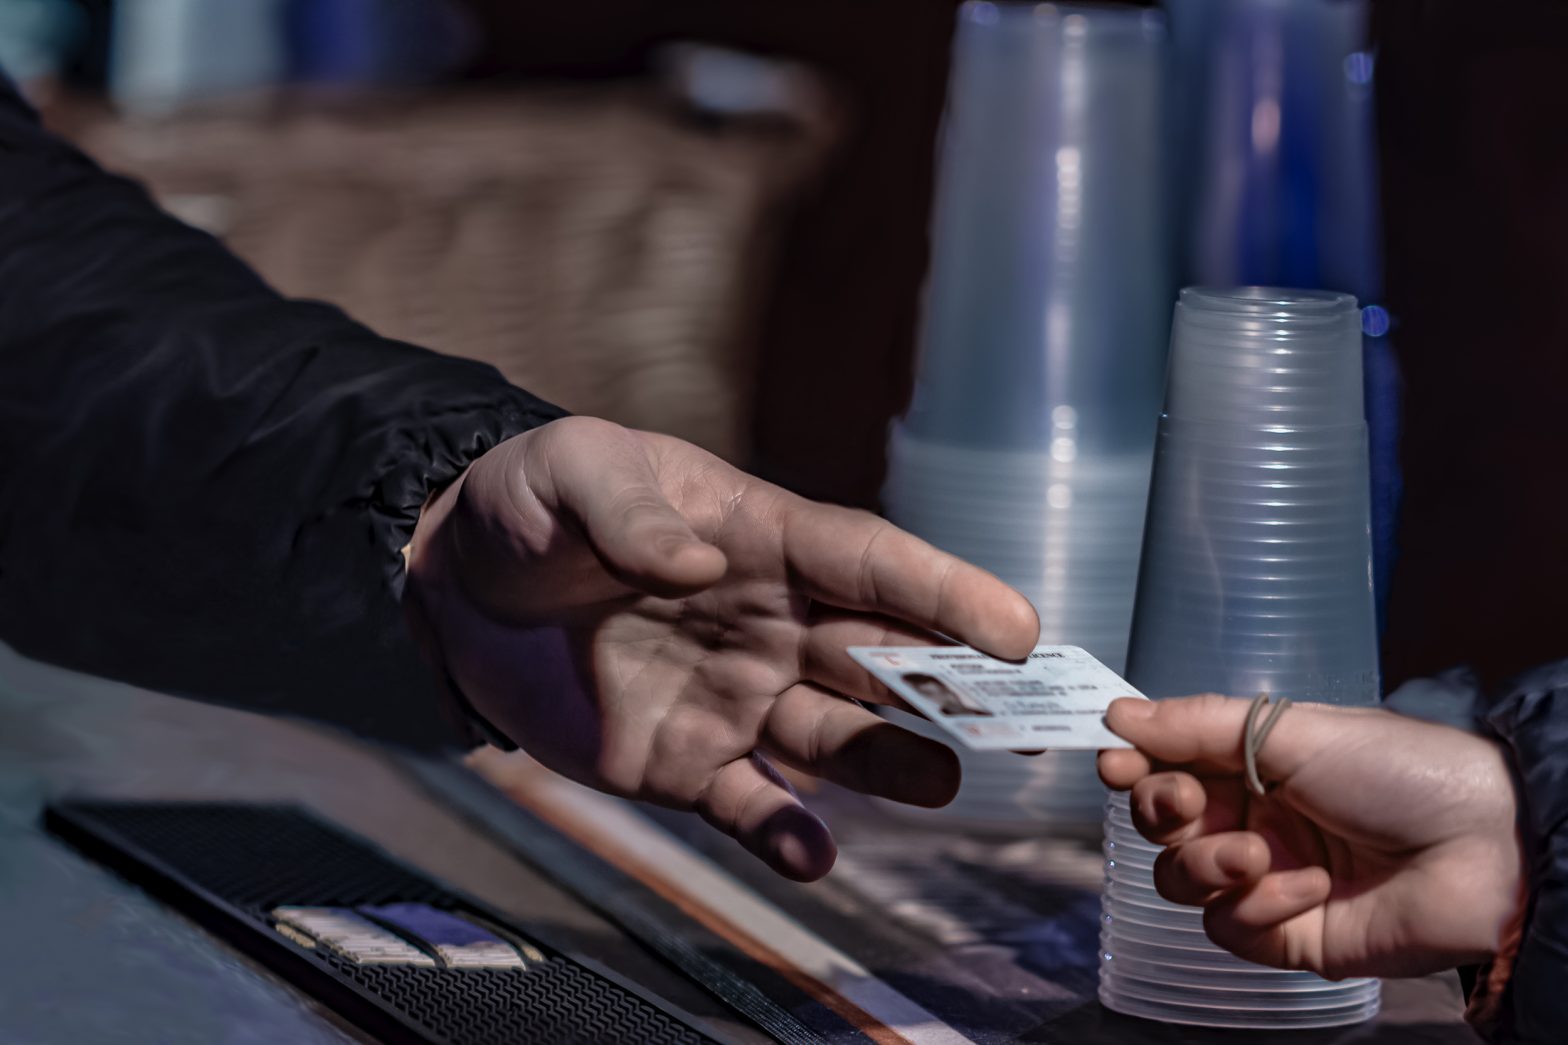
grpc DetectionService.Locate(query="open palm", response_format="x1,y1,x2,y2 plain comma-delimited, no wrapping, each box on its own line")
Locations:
1099,695,1525,978
406,417,1039,880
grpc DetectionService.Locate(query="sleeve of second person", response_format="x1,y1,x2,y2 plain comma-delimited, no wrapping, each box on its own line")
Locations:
1473,656,1568,1044
0,77,567,749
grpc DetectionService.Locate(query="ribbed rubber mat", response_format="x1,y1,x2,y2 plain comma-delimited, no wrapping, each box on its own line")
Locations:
45,801,711,1045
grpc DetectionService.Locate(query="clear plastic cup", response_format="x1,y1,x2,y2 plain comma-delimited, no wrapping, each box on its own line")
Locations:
879,2,1172,831
1101,287,1380,1028
884,432,1148,690
1102,796,1383,1029
1101,952,1350,989
1162,288,1365,426
902,2,1172,456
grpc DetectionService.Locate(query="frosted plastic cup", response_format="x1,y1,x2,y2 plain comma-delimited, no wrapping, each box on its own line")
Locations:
888,426,1160,471
891,511,1138,538
1162,288,1366,426
1102,952,1353,989
1101,287,1380,1028
883,542,1143,576
1104,979,1380,1014
888,491,1148,516
903,2,1171,456
883,510,1146,544
1103,796,1382,1029
875,3,1171,833
1126,313,1378,708
883,428,1148,696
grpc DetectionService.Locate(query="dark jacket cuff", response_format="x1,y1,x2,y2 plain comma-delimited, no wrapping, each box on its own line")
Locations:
1474,657,1568,1043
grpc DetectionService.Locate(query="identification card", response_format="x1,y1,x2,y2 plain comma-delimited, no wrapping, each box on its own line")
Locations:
847,644,1146,751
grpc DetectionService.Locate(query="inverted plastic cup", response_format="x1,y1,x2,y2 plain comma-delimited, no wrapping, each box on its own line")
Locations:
1101,288,1380,1029
1096,992,1381,1031
902,2,1171,455
876,3,1170,832
1100,951,1348,989
1162,287,1365,426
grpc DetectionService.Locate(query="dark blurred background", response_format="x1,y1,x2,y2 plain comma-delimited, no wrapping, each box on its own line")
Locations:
6,0,971,509
4,0,1563,692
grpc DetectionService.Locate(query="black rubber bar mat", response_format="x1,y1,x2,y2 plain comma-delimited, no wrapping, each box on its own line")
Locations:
403,757,847,1045
44,800,717,1045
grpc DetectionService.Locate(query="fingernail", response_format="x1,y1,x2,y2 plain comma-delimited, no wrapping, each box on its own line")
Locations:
1141,780,1181,828
1114,699,1156,722
1146,793,1179,830
762,807,836,882
1217,839,1254,879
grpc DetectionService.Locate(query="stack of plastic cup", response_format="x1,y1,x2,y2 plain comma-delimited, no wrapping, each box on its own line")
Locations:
904,1,1170,461
1169,0,1401,629
1099,287,1381,1028
878,1,1172,831
881,430,1151,829
883,429,1151,670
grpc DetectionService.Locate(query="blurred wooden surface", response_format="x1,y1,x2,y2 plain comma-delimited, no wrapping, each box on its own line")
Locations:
68,85,831,463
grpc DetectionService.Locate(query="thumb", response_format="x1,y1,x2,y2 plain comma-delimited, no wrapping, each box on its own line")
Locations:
1104,694,1345,780
550,420,727,597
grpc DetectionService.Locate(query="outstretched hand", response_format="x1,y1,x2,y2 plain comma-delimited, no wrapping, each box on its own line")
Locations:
406,417,1039,880
1099,695,1526,978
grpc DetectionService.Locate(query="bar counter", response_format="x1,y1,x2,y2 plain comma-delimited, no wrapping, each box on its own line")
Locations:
0,644,1471,1044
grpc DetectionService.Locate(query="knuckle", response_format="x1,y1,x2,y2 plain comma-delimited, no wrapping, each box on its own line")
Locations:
730,775,778,838
854,524,889,604
551,415,620,442
929,556,959,627
1192,692,1237,717
803,704,832,766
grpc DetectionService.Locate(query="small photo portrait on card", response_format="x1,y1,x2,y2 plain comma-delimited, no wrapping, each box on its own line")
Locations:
902,672,993,717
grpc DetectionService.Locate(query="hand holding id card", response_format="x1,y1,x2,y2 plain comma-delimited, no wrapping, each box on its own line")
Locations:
848,644,1147,751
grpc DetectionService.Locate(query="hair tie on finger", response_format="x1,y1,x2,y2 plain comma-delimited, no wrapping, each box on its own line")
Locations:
1243,692,1292,797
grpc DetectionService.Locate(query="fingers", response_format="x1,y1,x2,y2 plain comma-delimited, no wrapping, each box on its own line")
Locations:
760,683,961,808
798,611,941,707
1109,765,1331,973
548,418,728,598
694,752,837,881
780,501,1039,660
1130,772,1210,844
1203,867,1332,971
1103,694,1338,780
1098,747,1153,790
1152,831,1271,905
1135,812,1331,974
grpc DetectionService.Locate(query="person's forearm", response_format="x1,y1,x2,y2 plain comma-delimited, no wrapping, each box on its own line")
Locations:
0,76,564,746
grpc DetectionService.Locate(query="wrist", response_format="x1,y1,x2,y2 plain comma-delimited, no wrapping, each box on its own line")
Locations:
1461,738,1531,1037
1471,741,1531,960
404,469,519,750
1464,846,1530,1037
408,470,466,594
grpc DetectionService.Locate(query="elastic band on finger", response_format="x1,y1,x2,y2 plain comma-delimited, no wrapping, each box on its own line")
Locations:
1243,692,1292,797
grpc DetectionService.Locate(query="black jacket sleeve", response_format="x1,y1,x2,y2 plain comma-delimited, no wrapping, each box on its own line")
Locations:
0,76,566,749
1479,658,1568,1044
